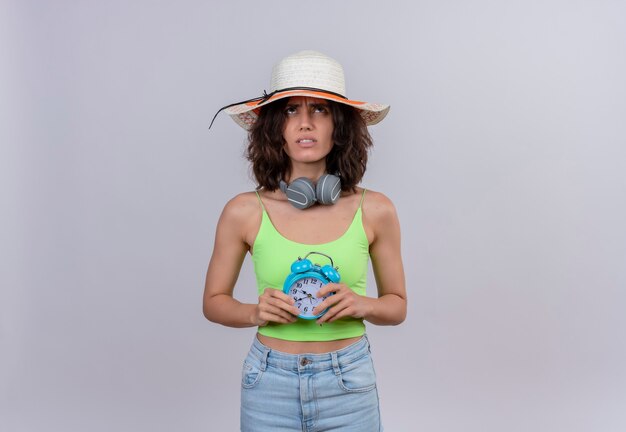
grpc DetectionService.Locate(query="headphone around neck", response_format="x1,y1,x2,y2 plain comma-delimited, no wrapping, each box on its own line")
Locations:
279,174,341,210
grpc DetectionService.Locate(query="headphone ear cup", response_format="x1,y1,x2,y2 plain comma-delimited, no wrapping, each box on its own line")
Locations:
316,174,342,205
284,177,316,210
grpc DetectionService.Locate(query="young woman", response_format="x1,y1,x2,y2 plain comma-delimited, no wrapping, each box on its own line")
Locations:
204,50,406,431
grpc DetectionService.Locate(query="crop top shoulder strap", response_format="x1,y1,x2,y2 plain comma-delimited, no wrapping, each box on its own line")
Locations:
359,188,367,208
254,190,266,211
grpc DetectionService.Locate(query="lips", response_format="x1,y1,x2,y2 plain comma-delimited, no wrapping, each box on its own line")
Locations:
296,138,317,148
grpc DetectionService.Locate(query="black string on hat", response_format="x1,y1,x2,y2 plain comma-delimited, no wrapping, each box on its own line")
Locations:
208,86,348,129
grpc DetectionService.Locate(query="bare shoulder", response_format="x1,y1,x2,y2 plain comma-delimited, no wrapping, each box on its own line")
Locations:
361,189,400,243
217,192,262,243
221,191,261,220
362,189,399,222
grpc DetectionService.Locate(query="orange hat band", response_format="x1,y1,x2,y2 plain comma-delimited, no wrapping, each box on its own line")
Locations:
210,87,351,129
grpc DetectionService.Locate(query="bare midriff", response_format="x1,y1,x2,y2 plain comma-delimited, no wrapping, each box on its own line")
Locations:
257,333,362,354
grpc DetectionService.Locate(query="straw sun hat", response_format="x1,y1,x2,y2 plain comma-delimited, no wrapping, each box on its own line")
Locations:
210,50,390,130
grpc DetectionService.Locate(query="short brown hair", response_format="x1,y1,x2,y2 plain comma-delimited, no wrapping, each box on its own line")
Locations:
246,99,374,191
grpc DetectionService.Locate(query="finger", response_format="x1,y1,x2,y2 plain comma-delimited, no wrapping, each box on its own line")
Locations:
316,283,337,298
260,310,297,324
259,301,297,323
261,289,298,315
314,295,348,322
263,288,295,304
317,283,342,298
272,289,295,303
272,307,299,322
324,307,351,323
312,294,341,316
263,296,300,317
316,303,348,324
324,298,356,323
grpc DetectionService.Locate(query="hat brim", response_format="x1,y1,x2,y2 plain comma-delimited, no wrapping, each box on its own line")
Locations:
224,89,389,130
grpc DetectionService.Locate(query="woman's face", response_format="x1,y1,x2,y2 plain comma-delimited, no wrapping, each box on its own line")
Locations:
282,96,334,166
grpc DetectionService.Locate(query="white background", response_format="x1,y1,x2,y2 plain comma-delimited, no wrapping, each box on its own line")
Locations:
2,0,626,431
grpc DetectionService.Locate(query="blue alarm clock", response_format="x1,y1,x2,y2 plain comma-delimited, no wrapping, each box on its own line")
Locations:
283,252,340,319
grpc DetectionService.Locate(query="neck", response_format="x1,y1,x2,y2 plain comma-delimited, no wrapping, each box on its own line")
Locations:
288,161,327,182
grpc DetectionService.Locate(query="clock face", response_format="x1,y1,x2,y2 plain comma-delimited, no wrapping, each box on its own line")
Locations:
287,276,330,319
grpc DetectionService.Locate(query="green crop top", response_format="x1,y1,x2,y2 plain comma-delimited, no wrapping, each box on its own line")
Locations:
252,190,370,341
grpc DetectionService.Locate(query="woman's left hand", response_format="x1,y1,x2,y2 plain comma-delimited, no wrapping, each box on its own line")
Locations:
312,283,373,324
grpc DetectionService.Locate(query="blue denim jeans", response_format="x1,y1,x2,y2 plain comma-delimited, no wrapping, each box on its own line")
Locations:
240,335,383,432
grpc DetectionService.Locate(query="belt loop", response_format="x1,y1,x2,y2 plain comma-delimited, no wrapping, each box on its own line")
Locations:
260,346,270,372
331,351,340,376
364,334,372,353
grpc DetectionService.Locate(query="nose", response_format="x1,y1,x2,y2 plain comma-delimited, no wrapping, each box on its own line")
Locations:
298,110,313,130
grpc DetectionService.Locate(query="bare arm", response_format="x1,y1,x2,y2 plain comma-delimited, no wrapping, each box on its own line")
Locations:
203,194,299,327
365,192,407,325
314,191,407,325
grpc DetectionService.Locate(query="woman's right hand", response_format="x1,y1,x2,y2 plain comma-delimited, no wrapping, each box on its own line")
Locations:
253,288,301,326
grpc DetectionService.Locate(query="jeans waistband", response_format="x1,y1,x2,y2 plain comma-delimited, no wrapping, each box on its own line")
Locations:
249,334,371,373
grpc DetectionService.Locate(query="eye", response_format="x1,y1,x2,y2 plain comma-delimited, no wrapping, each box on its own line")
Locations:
285,105,298,115
312,105,329,114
